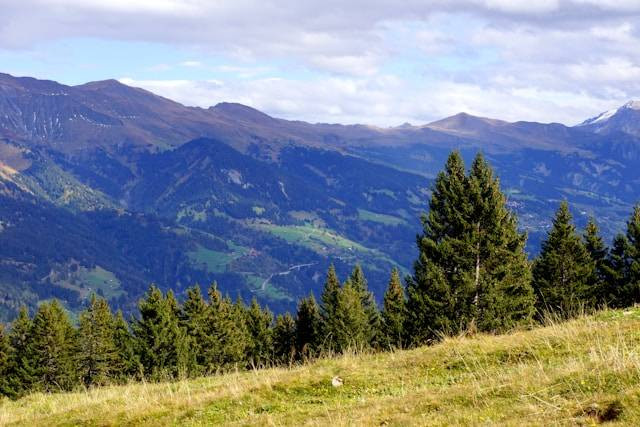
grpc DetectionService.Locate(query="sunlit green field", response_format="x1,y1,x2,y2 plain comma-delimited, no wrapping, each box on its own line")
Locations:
2,309,640,426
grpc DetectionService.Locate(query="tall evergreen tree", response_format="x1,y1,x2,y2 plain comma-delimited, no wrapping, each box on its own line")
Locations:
406,152,534,343
333,280,368,352
0,323,10,396
532,202,593,316
348,265,381,347
295,294,321,358
381,268,405,349
245,298,273,368
320,264,341,349
77,295,118,387
583,218,614,306
272,313,296,365
29,300,78,392
4,307,37,397
201,284,247,371
624,206,640,304
113,310,140,379
606,234,630,307
467,154,534,332
181,285,210,374
132,285,192,380
406,151,467,343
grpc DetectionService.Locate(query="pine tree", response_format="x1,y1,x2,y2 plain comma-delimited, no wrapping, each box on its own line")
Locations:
201,284,247,371
606,234,630,307
181,285,209,374
295,294,321,358
0,323,11,396
406,151,467,343
132,285,192,380
29,300,79,392
624,206,640,304
333,280,368,352
77,295,118,387
406,151,534,343
583,218,613,306
272,313,296,365
113,310,140,380
381,268,405,349
348,265,381,347
320,264,341,349
532,202,593,316
467,154,534,332
4,307,37,397
245,298,273,368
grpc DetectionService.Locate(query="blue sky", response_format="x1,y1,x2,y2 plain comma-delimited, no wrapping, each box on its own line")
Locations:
1,0,640,126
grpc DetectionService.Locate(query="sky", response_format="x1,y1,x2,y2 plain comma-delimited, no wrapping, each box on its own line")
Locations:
1,0,640,126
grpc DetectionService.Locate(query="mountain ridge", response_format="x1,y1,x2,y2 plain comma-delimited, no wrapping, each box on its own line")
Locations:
1,72,640,322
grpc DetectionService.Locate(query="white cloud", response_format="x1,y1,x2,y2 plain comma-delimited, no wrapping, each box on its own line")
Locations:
179,60,203,68
118,73,627,127
1,0,640,125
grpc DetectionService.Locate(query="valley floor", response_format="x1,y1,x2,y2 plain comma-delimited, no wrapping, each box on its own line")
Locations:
2,310,640,426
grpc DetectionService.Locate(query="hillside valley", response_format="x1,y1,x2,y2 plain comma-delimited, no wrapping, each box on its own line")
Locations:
1,72,640,320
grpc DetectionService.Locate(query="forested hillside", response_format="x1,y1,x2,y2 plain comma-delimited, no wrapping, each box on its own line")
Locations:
3,152,640,402
2,72,640,321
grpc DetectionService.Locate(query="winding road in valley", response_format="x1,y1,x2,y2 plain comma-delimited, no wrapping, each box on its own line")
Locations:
260,262,317,290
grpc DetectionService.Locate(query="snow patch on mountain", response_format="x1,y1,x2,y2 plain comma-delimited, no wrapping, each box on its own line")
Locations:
579,100,640,127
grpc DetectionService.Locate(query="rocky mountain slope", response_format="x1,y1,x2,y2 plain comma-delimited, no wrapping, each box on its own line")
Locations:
1,72,639,320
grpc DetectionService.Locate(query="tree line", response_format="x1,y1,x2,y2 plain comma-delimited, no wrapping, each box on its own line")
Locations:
1,151,640,398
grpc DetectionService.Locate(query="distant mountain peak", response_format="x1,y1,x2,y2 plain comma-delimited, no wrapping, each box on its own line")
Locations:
622,100,640,110
577,100,640,137
210,102,276,123
426,112,508,133
75,79,128,90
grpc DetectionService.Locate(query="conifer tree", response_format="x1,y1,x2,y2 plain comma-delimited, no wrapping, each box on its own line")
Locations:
606,234,630,307
245,298,273,368
333,280,368,352
295,294,321,358
272,313,296,365
4,307,37,397
532,202,593,316
381,268,406,349
467,154,534,332
113,310,140,379
583,218,614,306
624,206,640,304
320,264,341,349
406,151,534,343
0,323,10,396
181,285,209,374
29,300,79,392
348,265,381,347
406,151,467,343
132,285,192,380
77,295,118,386
202,284,247,370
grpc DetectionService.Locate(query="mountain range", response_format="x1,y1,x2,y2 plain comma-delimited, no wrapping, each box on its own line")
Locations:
1,72,639,320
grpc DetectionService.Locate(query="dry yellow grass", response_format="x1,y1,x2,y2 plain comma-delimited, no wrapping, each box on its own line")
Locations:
2,309,640,426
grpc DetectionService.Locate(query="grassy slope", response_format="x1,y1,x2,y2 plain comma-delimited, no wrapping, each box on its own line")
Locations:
3,309,640,426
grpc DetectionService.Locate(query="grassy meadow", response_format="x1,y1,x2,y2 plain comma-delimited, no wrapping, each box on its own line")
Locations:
2,309,640,426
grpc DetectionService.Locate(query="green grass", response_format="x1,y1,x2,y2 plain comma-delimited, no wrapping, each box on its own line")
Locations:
80,266,124,299
357,208,406,226
50,265,124,300
187,244,248,273
3,308,640,425
252,223,371,255
241,273,294,302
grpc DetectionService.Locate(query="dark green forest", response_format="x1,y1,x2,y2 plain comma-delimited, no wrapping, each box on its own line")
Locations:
2,151,640,399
